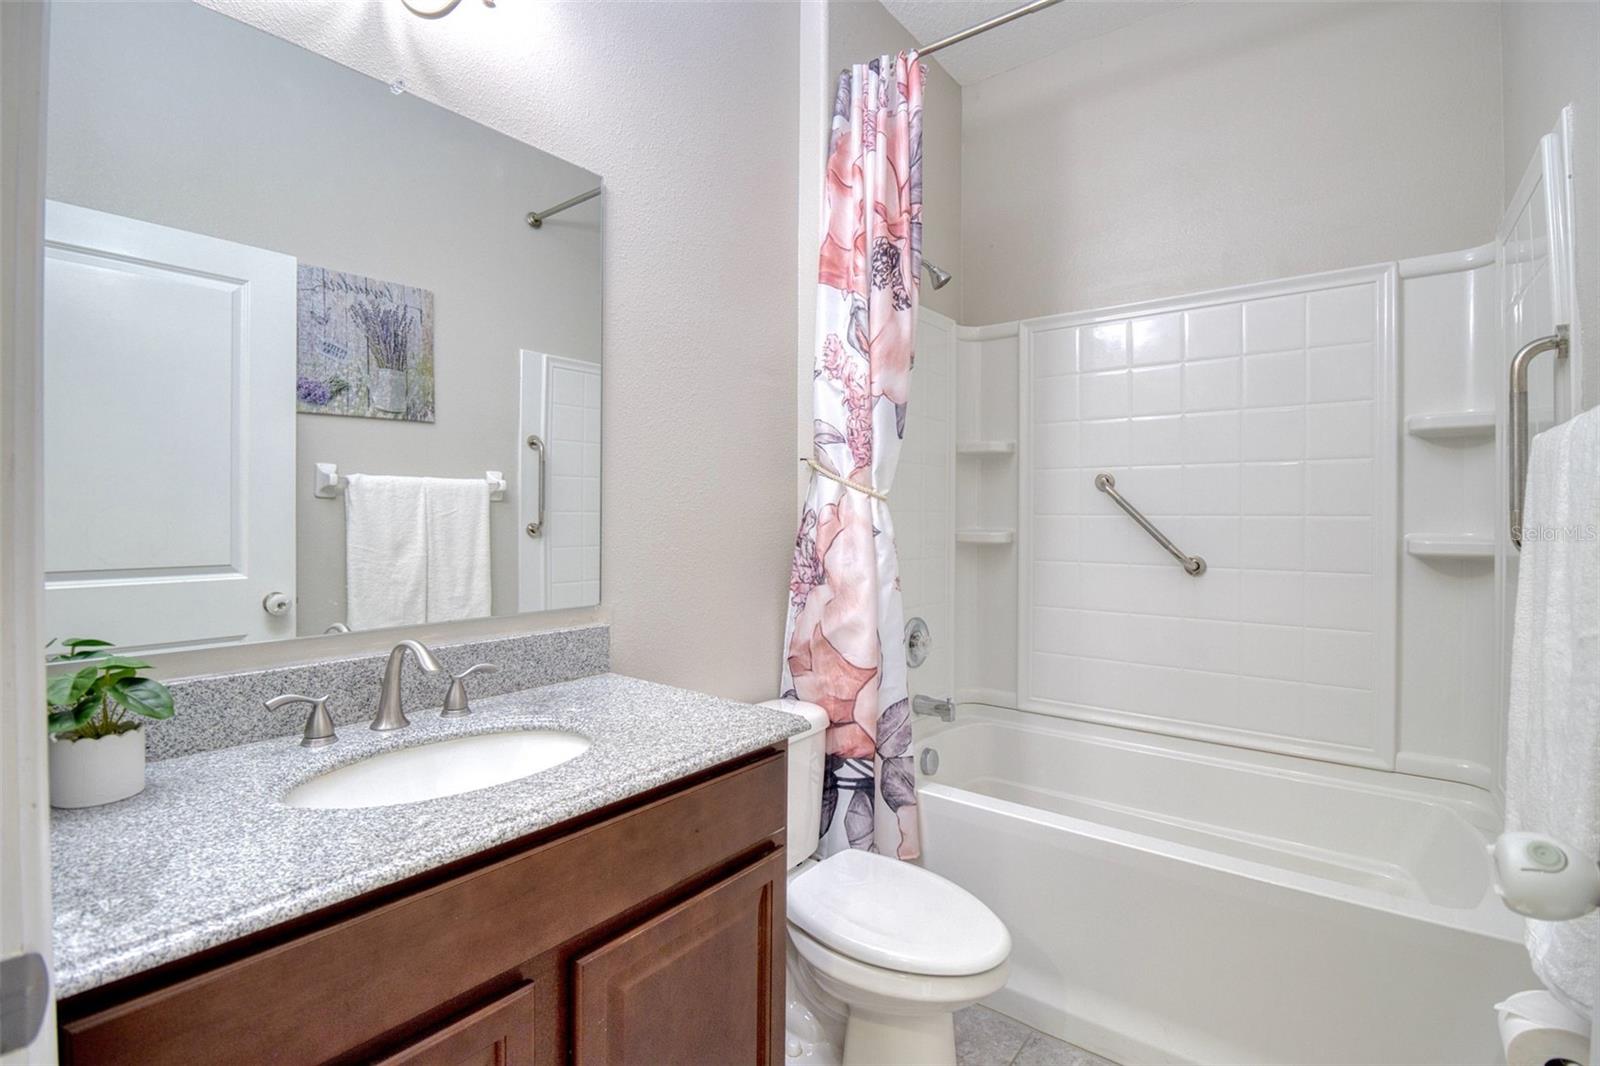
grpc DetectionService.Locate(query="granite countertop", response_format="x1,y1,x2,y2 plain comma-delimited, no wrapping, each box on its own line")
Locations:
51,673,806,997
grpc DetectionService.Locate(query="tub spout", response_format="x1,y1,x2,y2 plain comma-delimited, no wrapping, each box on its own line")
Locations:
912,694,955,722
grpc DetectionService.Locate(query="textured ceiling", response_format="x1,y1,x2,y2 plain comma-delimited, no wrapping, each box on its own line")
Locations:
879,0,1187,85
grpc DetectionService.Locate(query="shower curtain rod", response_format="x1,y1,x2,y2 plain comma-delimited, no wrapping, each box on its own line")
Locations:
526,186,601,229
915,0,1067,59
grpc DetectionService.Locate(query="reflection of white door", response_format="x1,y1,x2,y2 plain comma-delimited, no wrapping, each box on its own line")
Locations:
43,202,296,650
518,350,600,612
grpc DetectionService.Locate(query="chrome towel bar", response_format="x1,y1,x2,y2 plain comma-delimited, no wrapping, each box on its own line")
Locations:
1094,472,1206,575
1508,325,1569,550
313,463,506,501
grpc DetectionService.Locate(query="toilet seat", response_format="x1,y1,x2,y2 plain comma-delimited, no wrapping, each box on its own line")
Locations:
788,922,1010,1013
787,850,1011,977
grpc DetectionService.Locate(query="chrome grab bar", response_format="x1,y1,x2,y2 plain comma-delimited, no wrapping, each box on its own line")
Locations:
1508,325,1569,550
525,434,545,537
1094,472,1206,575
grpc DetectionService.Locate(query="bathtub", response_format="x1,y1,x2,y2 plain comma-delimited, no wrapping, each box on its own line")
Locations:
914,706,1537,1065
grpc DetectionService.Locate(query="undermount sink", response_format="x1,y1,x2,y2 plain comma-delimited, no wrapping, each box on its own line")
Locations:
283,730,590,810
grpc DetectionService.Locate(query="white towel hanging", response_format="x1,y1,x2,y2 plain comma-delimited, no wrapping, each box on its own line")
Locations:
1505,406,1600,1013
344,474,428,631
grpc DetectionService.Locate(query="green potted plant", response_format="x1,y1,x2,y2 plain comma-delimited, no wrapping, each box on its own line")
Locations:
46,638,174,808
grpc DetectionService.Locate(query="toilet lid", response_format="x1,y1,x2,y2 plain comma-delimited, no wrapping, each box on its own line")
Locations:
787,850,1011,977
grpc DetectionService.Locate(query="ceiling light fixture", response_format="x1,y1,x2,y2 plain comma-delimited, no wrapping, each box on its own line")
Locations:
400,0,494,19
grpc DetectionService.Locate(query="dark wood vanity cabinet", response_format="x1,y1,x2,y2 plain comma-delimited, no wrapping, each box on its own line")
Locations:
57,746,787,1066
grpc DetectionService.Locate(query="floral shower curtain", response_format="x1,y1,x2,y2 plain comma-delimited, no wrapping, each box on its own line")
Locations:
782,54,924,861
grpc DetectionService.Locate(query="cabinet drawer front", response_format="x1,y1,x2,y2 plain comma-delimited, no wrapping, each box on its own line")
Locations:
61,750,785,1066
573,848,786,1066
374,983,535,1066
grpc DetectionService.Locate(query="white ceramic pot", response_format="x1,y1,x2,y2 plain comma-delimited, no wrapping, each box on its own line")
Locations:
49,727,146,808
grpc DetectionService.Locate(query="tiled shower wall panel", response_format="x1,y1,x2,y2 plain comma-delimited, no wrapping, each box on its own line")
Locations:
1019,266,1397,765
546,360,602,609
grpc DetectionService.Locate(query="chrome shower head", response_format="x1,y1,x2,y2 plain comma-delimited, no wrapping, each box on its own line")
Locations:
923,258,953,290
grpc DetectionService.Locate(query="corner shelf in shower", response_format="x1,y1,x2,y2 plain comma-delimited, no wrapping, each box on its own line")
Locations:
1405,410,1496,441
955,529,1016,545
1404,533,1495,559
956,440,1017,456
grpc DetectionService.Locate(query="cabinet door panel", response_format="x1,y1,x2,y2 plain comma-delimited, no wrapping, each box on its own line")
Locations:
573,849,785,1066
374,984,535,1066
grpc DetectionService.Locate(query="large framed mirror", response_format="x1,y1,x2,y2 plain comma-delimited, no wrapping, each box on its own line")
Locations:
42,1,601,653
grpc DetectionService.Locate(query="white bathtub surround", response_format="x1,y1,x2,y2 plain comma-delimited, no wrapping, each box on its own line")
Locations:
1504,407,1600,1014
1018,266,1398,766
898,308,958,710
929,252,1509,790
915,707,1536,1065
1396,246,1502,789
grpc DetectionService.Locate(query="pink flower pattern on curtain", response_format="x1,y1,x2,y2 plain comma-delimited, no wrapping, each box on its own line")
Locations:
783,54,924,860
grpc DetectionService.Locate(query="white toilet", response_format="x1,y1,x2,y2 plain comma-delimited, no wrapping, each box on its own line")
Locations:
765,700,1012,1066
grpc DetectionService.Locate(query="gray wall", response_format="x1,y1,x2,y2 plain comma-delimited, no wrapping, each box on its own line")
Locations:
137,0,801,701
1501,0,1600,408
828,0,963,323
960,1,1506,324
46,1,601,636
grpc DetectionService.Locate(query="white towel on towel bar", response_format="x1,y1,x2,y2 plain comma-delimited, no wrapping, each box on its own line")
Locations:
422,476,491,623
344,474,428,631
1505,405,1600,1014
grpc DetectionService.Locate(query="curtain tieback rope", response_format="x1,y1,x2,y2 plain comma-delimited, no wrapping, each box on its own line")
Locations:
801,457,889,501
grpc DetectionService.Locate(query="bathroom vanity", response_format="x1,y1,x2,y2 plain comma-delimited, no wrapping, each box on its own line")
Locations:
50,667,803,1066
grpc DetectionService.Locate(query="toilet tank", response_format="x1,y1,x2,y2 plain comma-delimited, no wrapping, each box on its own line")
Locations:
761,699,829,869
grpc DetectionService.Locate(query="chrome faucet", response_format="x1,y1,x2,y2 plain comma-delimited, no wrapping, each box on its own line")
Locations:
912,694,955,722
371,639,443,731
265,693,337,748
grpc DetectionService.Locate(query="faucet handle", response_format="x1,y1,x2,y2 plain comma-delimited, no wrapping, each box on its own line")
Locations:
265,693,337,749
441,664,499,718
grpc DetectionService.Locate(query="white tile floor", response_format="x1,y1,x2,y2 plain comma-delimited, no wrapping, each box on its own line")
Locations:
953,1005,1119,1066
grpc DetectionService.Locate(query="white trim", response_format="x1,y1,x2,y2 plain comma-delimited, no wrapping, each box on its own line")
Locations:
1393,752,1495,792
0,1,57,1059
1397,242,1497,279
1015,263,1401,771
956,321,1019,342
1374,263,1400,768
1019,262,1397,334
1015,318,1036,718
1549,105,1583,409
1005,697,1392,772
913,303,959,704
